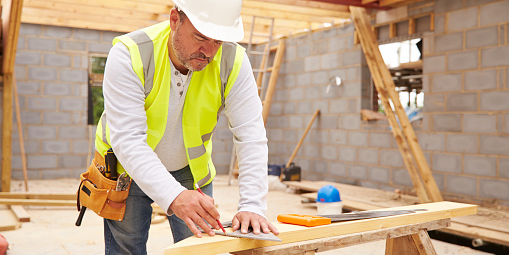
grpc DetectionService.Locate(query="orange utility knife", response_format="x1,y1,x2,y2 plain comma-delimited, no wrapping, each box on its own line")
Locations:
277,214,331,227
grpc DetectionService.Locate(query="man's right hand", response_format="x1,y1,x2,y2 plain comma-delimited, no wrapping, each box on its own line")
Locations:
169,190,221,237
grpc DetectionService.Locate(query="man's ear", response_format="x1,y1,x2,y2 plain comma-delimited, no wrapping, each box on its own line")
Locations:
169,8,180,30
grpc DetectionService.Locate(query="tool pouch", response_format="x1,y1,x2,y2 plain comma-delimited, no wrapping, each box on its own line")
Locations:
76,152,131,222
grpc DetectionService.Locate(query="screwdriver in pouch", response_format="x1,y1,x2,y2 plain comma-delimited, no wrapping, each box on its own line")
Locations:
104,148,118,179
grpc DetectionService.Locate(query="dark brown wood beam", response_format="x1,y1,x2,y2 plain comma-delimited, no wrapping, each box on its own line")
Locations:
309,0,391,10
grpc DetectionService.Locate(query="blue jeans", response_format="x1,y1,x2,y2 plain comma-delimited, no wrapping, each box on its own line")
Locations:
104,166,213,255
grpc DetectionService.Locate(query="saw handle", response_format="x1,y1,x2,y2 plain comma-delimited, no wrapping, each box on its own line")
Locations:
277,214,331,227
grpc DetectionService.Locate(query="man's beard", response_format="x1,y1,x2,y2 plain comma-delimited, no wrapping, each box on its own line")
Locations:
172,29,212,72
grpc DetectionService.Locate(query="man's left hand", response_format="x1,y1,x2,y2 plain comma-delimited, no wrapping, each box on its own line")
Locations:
231,211,279,235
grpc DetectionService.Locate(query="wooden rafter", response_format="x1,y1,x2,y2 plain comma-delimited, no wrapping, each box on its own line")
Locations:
309,0,391,10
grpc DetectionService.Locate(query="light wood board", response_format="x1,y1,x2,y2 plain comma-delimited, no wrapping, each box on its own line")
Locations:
164,202,476,255
9,205,30,222
0,209,21,231
0,192,76,200
232,219,450,255
0,199,75,207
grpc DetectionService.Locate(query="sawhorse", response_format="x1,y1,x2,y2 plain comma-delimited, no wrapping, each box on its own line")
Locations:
164,202,477,255
232,219,448,255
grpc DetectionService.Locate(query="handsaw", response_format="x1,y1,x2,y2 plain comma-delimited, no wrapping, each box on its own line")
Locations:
278,209,427,227
200,221,282,242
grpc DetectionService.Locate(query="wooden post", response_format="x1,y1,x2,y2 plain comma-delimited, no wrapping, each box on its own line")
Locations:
1,73,13,192
408,18,416,35
13,75,29,191
350,7,431,203
2,0,25,192
285,110,320,168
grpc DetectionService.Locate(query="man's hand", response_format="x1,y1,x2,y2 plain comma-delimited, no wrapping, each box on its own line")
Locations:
231,211,279,235
169,190,221,237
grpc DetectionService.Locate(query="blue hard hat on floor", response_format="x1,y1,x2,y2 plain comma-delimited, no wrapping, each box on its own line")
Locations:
316,185,341,203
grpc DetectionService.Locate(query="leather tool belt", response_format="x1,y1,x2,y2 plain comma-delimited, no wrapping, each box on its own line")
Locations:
76,151,132,222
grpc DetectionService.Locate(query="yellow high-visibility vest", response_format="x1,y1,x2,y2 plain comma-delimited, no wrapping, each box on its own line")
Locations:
95,21,245,188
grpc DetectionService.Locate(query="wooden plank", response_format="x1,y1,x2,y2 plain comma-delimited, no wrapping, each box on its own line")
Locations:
9,205,30,222
243,0,350,20
380,0,408,6
408,18,415,35
351,7,431,203
241,5,349,23
3,0,26,193
0,209,21,231
1,73,14,192
285,109,320,168
233,219,450,255
301,192,388,211
251,0,351,12
442,221,509,247
21,15,143,33
350,6,440,202
25,0,172,14
310,0,390,10
0,198,75,206
389,22,397,38
21,7,158,30
13,75,29,191
164,202,477,255
0,192,76,200
23,0,162,21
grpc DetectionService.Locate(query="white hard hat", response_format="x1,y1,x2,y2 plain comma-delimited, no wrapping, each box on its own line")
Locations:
173,0,244,42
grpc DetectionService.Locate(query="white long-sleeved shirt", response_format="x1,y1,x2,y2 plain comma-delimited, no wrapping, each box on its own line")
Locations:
102,42,269,217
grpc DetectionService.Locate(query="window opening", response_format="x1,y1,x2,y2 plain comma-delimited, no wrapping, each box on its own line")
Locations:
88,55,107,125
373,39,423,121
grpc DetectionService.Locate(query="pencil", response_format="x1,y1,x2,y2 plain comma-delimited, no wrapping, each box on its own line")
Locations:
194,183,227,235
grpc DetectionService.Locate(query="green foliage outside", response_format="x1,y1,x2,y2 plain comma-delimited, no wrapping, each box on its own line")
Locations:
91,86,104,125
91,56,107,74
90,56,107,125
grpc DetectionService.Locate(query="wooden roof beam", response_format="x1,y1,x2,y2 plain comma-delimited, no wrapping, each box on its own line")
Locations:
309,0,391,10
245,0,350,12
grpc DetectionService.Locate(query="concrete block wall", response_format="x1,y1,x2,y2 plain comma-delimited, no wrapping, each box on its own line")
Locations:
420,0,509,204
2,23,122,179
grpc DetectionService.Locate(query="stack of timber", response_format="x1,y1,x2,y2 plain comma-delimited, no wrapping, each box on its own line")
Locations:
286,180,509,248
